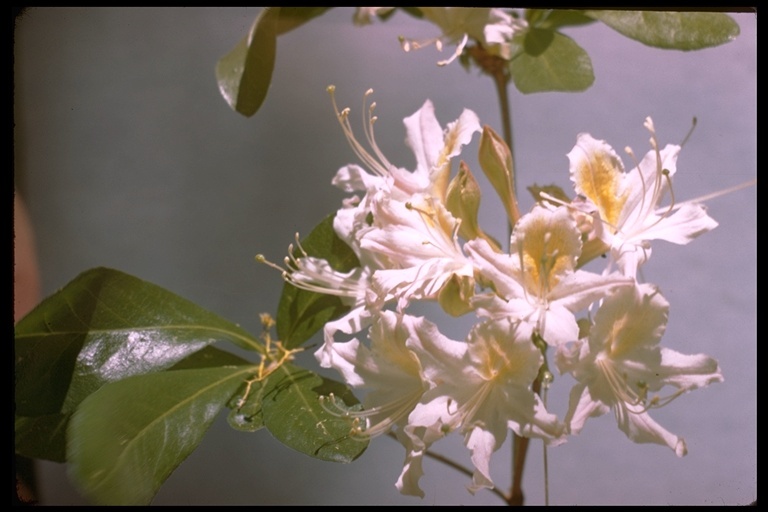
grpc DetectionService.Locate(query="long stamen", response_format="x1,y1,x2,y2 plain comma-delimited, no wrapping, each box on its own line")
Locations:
327,85,390,177
644,117,668,216
597,358,684,414
680,116,697,148
257,234,366,300
363,92,396,171
633,169,679,238
404,200,462,256
319,391,422,441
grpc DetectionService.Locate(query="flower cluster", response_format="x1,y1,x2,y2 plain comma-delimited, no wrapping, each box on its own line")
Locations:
265,87,723,497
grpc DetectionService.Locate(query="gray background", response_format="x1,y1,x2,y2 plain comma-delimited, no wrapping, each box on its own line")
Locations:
14,8,755,505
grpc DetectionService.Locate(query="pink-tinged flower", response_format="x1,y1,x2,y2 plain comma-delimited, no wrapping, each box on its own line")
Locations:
568,117,718,277
327,86,480,204
399,8,528,66
318,311,427,439
466,205,633,346
361,194,474,310
555,283,723,455
402,318,564,496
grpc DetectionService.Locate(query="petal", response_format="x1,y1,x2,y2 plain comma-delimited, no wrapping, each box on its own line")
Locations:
614,402,687,456
539,302,580,345
548,270,634,312
638,203,719,245
619,143,680,227
331,163,381,193
403,100,444,177
464,238,526,299
564,383,608,435
464,427,497,494
568,133,628,229
589,283,669,357
656,347,723,390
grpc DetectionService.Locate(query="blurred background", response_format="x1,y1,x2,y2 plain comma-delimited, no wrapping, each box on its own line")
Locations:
14,8,755,505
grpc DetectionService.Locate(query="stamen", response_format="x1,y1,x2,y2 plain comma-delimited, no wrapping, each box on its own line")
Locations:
258,235,367,301
255,254,289,275
319,391,423,441
597,358,684,414
437,34,468,67
327,86,392,178
539,191,620,235
680,116,697,148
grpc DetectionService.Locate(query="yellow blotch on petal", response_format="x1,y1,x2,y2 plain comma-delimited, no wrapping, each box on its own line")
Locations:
568,133,628,230
513,207,582,297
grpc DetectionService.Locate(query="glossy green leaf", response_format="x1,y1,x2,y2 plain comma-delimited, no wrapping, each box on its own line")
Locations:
276,214,360,348
15,413,70,462
262,363,367,462
216,7,279,117
67,366,255,505
227,378,266,432
168,345,253,370
510,28,594,93
585,10,739,50
15,267,260,418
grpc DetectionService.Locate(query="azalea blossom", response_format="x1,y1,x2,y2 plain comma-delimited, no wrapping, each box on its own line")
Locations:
361,193,475,310
319,310,427,439
327,86,480,204
568,117,718,277
398,8,527,66
403,318,564,495
555,283,723,455
466,205,633,346
319,310,461,497
327,86,479,260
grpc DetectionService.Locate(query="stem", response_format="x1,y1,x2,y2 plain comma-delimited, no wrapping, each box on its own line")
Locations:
492,65,514,160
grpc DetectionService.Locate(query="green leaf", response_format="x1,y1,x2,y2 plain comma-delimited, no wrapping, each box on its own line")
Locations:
526,9,596,30
510,28,595,93
67,366,254,505
216,7,279,117
15,413,70,462
227,378,266,432
262,364,367,463
15,267,260,418
276,214,360,348
584,10,740,50
168,345,253,370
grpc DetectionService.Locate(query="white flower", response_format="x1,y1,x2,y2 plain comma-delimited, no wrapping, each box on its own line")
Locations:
328,86,480,203
466,205,633,346
568,117,719,277
319,310,464,498
401,8,527,66
326,87,481,310
555,283,723,455
318,310,427,439
403,318,564,495
361,194,474,310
